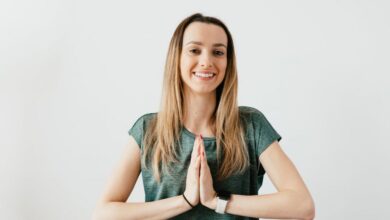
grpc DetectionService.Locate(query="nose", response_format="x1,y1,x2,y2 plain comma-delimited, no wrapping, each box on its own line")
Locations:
199,53,213,68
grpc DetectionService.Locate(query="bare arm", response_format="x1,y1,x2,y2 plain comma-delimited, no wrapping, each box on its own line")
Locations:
92,136,192,220
209,141,315,220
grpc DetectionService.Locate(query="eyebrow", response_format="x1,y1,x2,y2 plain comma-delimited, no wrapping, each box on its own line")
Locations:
185,41,227,48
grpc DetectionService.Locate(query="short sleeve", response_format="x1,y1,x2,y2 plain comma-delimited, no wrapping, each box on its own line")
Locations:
128,113,157,149
128,113,154,149
128,115,145,149
252,109,282,157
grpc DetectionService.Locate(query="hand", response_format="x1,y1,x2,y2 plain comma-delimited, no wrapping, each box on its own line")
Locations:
183,135,201,208
199,135,218,210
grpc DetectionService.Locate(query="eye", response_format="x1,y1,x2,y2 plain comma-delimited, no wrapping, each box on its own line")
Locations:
189,49,200,54
214,50,225,56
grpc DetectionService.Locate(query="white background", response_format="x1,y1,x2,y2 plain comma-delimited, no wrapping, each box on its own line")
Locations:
1,0,389,219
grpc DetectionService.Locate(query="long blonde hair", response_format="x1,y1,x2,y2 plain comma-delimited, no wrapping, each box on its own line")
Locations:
142,13,249,182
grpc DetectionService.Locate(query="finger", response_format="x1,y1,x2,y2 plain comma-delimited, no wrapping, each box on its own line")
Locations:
194,155,201,178
194,135,199,154
196,135,201,155
200,137,206,159
202,142,207,158
201,151,206,169
200,152,207,179
201,145,209,169
199,134,203,153
198,135,202,156
200,134,205,155
191,135,199,159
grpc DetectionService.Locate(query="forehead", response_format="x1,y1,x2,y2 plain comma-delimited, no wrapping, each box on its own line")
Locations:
182,22,228,47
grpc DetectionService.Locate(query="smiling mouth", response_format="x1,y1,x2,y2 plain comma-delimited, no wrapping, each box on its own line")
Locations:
192,71,216,79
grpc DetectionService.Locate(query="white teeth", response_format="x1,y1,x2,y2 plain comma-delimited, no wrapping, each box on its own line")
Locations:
193,72,215,78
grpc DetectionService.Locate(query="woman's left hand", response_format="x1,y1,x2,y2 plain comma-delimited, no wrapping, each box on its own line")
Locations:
199,135,218,210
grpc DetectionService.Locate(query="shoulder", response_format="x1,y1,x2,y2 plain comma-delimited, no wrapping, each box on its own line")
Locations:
238,105,266,121
238,106,280,140
128,112,157,133
128,112,158,147
239,106,282,155
132,112,157,125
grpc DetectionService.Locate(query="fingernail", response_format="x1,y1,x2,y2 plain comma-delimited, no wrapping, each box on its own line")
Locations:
200,134,203,140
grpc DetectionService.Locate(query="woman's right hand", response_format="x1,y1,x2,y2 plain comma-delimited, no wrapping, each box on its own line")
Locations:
183,135,201,207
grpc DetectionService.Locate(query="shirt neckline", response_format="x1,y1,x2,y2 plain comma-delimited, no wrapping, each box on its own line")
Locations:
181,126,216,141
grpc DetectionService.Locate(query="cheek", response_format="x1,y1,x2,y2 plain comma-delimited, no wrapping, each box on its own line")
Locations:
217,61,227,81
180,57,192,73
218,59,227,74
179,63,187,79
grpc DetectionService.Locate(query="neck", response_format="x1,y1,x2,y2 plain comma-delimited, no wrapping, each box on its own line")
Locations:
182,89,217,137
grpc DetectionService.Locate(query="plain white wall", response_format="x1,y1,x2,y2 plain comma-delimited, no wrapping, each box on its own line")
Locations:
1,0,389,219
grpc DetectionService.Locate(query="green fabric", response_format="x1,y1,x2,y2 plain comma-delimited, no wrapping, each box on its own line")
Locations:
128,106,282,219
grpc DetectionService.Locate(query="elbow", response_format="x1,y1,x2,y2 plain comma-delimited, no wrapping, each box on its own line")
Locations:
290,190,315,220
301,197,315,220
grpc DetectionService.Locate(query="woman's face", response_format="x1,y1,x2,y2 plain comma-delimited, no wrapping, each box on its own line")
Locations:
180,22,228,95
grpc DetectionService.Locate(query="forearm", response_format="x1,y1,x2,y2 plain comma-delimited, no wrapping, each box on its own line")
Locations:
213,191,315,220
93,195,192,220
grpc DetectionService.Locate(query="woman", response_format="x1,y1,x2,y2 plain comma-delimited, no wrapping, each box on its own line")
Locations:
93,13,315,220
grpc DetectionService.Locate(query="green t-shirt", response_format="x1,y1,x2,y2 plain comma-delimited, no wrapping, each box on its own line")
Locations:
128,106,282,219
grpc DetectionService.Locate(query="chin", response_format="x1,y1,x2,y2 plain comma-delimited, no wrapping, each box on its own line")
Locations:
191,87,217,95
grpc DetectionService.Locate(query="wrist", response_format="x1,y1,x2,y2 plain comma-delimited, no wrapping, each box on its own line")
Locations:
215,190,232,214
182,194,192,211
210,195,218,210
182,193,195,210
204,191,218,210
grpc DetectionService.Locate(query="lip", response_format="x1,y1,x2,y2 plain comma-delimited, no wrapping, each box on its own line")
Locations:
192,71,216,76
192,72,216,76
193,70,216,74
192,71,216,81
